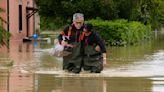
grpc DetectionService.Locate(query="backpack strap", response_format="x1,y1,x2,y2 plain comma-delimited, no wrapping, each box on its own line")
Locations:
79,31,85,42
67,25,72,39
60,24,72,39
60,24,84,42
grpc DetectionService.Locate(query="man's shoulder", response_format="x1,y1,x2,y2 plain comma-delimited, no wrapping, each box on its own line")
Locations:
63,24,71,32
91,31,98,36
64,24,70,29
91,31,101,38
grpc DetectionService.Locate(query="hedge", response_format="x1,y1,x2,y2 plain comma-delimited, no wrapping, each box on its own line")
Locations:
87,19,152,46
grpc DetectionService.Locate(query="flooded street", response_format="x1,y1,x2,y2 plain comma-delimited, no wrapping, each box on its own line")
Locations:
0,30,164,92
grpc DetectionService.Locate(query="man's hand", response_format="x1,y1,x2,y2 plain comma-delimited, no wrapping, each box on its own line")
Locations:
61,40,68,46
95,45,101,52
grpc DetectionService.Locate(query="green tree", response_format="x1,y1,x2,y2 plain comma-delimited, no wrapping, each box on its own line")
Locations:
36,0,163,30
157,0,164,27
0,7,10,47
36,0,120,30
129,0,164,29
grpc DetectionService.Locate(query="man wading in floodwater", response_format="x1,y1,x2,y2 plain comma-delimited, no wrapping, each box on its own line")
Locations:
58,13,85,73
82,23,107,73
58,13,107,74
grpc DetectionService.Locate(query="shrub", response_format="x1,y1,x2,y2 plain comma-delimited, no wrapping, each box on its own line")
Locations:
87,19,152,46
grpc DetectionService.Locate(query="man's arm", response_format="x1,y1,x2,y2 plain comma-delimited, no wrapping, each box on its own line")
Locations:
94,32,107,65
57,25,69,44
94,32,106,53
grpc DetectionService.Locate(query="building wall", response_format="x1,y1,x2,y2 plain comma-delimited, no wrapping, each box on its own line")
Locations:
34,1,40,34
0,0,8,52
0,0,40,52
9,0,34,40
0,0,35,41
0,0,7,31
9,0,20,40
25,0,35,37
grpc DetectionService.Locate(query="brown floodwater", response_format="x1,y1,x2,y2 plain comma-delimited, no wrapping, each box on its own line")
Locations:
0,30,164,92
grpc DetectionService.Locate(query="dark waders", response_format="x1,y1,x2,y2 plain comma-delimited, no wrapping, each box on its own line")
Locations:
83,45,103,73
63,42,83,73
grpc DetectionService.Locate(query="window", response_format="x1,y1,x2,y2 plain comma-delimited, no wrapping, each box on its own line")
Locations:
19,5,22,32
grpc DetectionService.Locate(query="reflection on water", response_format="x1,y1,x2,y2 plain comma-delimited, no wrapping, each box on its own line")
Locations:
1,72,164,92
150,76,164,92
0,30,164,92
35,75,108,92
34,74,158,92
